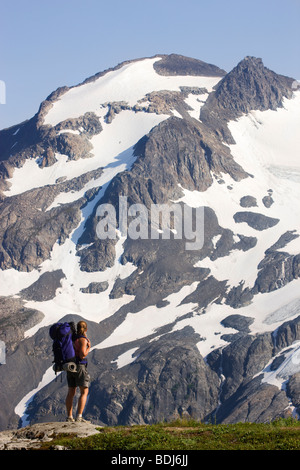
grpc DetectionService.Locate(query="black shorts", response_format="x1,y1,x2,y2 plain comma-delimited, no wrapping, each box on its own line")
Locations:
67,364,90,388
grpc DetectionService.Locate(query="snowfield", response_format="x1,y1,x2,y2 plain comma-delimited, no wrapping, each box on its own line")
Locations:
44,57,221,127
4,110,169,198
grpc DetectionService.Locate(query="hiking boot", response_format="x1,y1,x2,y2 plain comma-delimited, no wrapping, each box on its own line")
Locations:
76,416,90,423
66,416,75,422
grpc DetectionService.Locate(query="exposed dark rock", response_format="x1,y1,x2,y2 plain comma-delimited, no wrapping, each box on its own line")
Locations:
225,282,254,309
179,86,208,95
273,315,300,352
266,231,299,252
80,281,109,293
180,275,227,309
109,238,210,312
215,377,291,424
221,314,254,333
218,333,273,402
233,234,257,252
233,211,279,231
102,101,131,123
62,328,220,425
79,239,116,272
54,132,93,161
286,373,300,415
20,270,66,301
102,90,197,123
255,253,300,293
0,111,102,193
138,90,193,118
153,54,227,77
55,112,103,137
0,195,84,271
212,56,294,115
262,195,274,208
270,353,287,371
240,195,257,208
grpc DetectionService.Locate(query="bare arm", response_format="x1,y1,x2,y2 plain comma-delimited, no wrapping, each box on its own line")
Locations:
76,337,91,360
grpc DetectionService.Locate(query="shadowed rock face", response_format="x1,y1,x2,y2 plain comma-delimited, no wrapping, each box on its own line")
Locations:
0,54,299,430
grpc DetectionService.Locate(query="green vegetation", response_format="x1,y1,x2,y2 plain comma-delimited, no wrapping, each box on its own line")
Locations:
45,417,300,451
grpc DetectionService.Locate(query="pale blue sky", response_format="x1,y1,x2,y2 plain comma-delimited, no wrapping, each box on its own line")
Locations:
1,0,299,130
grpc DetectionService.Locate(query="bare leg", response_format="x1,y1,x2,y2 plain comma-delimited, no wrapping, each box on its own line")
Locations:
66,387,76,418
77,386,89,416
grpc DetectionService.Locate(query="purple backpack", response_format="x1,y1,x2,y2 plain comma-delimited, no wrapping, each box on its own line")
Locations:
49,322,76,374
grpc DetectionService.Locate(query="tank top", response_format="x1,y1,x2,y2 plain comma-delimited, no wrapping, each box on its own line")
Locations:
73,335,89,365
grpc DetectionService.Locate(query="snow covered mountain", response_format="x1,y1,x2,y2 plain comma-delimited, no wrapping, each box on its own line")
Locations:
0,54,300,430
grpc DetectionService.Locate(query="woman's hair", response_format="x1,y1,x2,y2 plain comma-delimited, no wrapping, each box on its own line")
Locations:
77,320,87,336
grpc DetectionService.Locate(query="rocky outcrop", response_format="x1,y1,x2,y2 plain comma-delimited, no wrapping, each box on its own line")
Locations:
55,111,103,137
0,421,101,450
102,87,209,124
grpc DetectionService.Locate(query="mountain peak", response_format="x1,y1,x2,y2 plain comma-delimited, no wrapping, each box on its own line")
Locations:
215,55,294,109
216,56,293,104
200,55,295,142
240,55,264,65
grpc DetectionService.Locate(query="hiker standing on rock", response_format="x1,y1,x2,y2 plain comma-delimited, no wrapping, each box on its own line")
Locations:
66,321,91,423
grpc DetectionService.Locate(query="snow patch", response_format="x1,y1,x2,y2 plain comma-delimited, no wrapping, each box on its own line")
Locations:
112,347,139,369
4,110,168,198
94,283,199,350
15,366,56,427
184,93,208,120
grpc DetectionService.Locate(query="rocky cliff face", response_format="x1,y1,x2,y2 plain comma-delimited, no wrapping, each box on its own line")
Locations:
0,54,299,430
